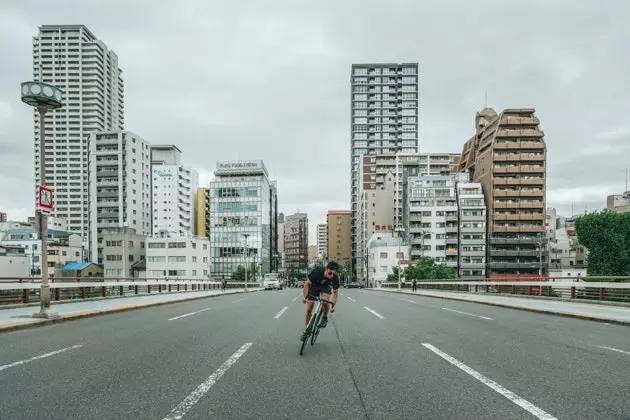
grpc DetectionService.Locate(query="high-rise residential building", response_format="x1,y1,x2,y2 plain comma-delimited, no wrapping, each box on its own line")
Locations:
350,63,419,277
284,213,308,275
33,25,124,241
151,145,199,235
356,152,460,280
195,187,210,239
458,108,548,278
209,161,276,280
0,212,7,223
316,223,327,259
327,210,351,270
406,175,460,269
88,131,152,264
456,178,487,278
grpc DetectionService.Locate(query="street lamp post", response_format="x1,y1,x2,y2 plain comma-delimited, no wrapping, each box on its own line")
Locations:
21,81,63,319
395,227,405,291
242,233,250,291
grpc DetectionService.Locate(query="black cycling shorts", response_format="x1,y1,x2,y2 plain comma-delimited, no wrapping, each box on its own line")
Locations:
307,284,333,301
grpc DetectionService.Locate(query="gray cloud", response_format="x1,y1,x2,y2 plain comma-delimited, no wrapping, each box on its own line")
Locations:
1,0,629,242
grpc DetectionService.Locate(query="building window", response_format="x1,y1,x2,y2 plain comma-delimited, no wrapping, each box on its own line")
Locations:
379,252,387,258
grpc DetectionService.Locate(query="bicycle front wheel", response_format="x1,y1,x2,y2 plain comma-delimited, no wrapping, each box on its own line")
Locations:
300,306,318,355
310,309,323,346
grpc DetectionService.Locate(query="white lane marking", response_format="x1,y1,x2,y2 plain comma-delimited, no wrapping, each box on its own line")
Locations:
400,298,416,304
274,306,289,319
422,343,558,420
347,296,356,302
162,342,253,420
292,296,299,302
232,298,245,303
364,306,384,319
168,308,211,321
0,344,83,372
597,345,630,356
442,307,493,320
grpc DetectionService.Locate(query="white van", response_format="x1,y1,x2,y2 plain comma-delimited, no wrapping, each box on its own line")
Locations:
263,273,282,290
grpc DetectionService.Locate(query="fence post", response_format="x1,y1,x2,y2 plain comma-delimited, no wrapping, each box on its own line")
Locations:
168,284,172,292
148,285,151,294
22,289,28,303
101,286,106,298
599,288,605,301
135,285,139,295
119,285,123,296
82,287,86,299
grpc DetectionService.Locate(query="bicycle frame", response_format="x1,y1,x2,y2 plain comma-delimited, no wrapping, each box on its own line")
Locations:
300,294,335,355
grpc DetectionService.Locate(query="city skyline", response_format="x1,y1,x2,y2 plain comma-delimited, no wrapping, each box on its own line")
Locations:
1,2,629,247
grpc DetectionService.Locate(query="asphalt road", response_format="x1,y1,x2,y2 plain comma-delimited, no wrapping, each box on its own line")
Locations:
1,288,629,420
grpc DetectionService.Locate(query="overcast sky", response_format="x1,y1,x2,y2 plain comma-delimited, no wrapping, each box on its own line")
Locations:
1,0,629,244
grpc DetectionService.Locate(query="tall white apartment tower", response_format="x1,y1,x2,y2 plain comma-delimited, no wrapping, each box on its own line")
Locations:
32,25,124,242
151,145,199,235
316,223,327,259
88,131,152,264
350,63,419,276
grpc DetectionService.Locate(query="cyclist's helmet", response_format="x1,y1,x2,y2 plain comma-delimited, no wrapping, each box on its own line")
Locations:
326,260,341,272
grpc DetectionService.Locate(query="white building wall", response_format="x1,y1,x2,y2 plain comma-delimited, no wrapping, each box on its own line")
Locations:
89,131,152,264
316,224,327,258
145,234,210,280
366,234,409,287
33,25,124,242
0,255,30,277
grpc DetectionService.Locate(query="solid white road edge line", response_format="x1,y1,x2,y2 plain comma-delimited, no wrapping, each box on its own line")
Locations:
442,307,493,320
161,342,253,420
168,308,211,321
0,344,83,372
347,296,356,302
597,345,630,356
422,343,558,420
364,306,384,319
274,306,289,319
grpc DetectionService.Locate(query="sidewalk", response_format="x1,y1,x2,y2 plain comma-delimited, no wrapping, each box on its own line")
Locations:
0,288,258,333
372,288,630,325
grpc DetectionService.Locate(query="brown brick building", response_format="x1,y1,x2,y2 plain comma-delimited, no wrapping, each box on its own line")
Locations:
458,108,548,278
327,210,351,270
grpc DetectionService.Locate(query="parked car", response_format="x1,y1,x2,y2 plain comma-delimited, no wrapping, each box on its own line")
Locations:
347,282,360,289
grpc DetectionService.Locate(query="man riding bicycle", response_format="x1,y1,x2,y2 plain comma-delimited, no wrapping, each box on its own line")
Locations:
301,260,340,341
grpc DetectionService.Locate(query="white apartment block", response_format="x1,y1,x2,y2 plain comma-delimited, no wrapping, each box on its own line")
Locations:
350,63,419,276
316,223,327,258
32,25,124,241
102,227,147,278
89,131,152,264
456,178,487,278
366,233,409,288
151,145,199,235
145,233,210,280
406,175,459,269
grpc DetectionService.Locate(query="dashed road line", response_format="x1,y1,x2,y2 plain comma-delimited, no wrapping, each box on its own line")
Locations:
0,344,83,372
168,308,211,321
364,306,384,319
274,306,289,319
442,307,492,320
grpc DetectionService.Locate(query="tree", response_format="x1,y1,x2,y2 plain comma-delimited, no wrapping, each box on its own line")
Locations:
231,264,259,281
575,211,630,277
403,256,457,281
387,266,402,282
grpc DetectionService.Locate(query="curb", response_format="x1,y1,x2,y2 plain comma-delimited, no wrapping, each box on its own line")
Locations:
0,289,259,334
370,289,630,327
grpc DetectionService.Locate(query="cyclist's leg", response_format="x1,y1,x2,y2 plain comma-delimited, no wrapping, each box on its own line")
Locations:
305,300,315,327
319,286,333,327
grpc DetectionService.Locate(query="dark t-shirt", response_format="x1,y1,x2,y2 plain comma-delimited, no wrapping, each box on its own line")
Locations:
308,266,340,290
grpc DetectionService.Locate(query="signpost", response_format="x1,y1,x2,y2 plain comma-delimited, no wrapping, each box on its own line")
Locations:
38,186,53,214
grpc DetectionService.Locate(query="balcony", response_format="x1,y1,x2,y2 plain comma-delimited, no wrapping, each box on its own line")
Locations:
445,225,458,233
460,249,485,257
445,214,458,222
493,166,522,174
460,261,486,269
493,225,522,233
520,154,545,162
494,190,520,197
520,189,544,197
520,178,544,186
445,236,458,245
493,213,520,221
520,139,545,147
446,248,458,255
490,236,540,244
494,201,520,209
521,201,545,209
520,165,545,173
488,261,542,269
493,177,521,186
445,260,458,268
493,141,520,150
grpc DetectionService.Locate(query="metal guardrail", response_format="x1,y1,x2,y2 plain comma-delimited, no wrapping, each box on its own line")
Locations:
379,276,630,304
0,277,257,306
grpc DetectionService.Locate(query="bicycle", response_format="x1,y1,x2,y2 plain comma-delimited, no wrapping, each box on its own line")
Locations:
299,294,335,356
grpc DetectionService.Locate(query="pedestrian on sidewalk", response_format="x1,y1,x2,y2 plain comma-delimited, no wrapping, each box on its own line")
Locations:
412,279,417,292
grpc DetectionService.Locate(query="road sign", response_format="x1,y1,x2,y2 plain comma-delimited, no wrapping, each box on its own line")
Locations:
38,186,53,214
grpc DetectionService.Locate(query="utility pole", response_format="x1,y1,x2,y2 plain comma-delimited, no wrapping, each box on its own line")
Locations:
242,233,250,291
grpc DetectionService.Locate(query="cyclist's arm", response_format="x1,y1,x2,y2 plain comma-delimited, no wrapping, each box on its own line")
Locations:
332,288,339,307
303,279,311,300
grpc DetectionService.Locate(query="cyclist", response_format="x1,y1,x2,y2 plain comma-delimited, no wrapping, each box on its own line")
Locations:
301,260,340,340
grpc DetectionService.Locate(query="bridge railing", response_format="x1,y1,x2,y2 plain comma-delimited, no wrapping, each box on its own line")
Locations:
0,277,256,306
378,276,630,304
